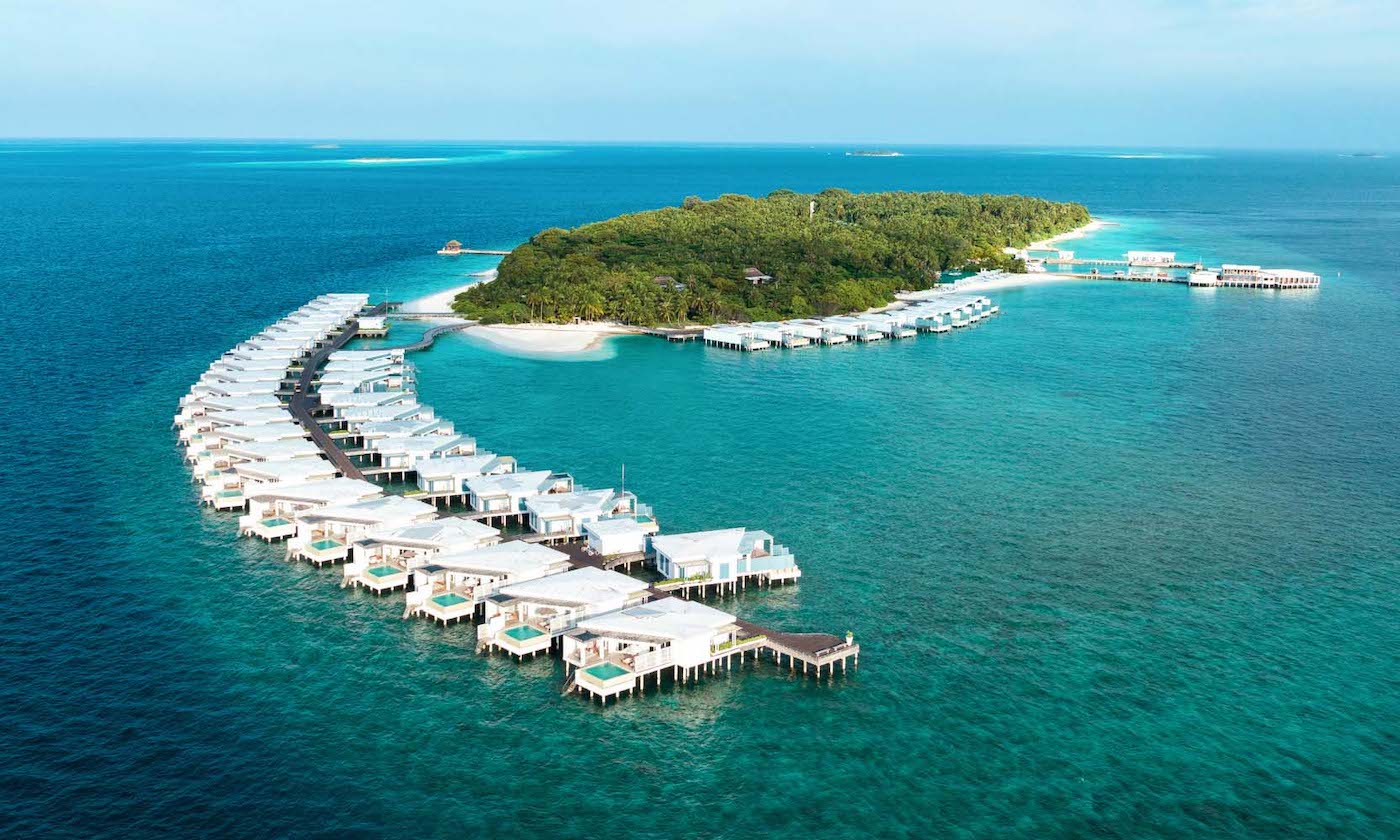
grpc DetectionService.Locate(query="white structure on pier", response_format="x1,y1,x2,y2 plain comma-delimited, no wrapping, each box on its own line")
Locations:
343,516,503,592
479,566,651,658
406,541,573,624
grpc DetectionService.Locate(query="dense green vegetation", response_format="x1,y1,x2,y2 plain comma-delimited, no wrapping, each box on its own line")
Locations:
453,189,1090,325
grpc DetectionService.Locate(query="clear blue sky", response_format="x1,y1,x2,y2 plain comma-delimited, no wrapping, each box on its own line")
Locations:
3,0,1397,149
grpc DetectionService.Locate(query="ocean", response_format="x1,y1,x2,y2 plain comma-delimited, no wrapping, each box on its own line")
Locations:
2,141,1397,838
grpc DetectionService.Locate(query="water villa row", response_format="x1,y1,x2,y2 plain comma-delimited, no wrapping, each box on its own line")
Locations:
1010,247,1322,289
175,294,857,704
700,294,1000,352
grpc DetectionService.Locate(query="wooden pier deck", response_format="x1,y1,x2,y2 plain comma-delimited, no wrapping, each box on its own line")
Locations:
641,326,704,342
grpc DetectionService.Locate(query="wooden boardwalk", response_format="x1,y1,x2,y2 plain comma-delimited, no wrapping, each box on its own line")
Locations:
288,305,861,678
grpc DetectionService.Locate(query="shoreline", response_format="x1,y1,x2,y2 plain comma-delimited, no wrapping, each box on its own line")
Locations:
399,269,496,313
1027,218,1113,251
465,321,642,355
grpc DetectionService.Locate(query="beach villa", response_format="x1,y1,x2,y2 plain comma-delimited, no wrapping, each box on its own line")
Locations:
563,598,758,702
238,478,383,542
479,566,652,658
466,470,574,514
650,528,801,590
344,516,502,593
405,541,573,624
288,495,439,564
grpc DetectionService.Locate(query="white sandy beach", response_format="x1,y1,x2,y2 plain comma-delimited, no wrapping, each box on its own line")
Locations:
1027,218,1113,251
399,270,496,313
467,322,641,355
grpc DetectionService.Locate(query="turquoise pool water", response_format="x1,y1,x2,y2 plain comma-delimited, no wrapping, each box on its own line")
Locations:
260,517,289,528
584,662,630,681
310,539,342,551
431,593,467,607
367,565,400,578
504,625,545,642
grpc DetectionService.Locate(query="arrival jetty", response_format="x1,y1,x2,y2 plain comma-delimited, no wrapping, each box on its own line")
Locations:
175,294,859,705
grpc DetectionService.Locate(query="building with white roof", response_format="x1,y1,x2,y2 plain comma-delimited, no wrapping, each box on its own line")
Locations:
583,517,652,558
414,453,515,498
344,516,503,592
562,598,752,701
650,527,801,588
354,417,455,444
480,566,651,657
406,541,573,624
524,488,641,539
467,470,573,514
289,495,439,564
369,433,476,471
204,457,338,510
238,478,383,542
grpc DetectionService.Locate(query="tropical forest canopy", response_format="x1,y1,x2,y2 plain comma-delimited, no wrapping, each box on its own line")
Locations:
453,189,1090,326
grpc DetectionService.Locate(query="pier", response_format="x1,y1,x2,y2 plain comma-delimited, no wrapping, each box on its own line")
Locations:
181,293,859,705
437,240,511,256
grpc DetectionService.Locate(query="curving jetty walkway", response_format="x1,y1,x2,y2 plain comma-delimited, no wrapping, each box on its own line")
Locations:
291,305,859,679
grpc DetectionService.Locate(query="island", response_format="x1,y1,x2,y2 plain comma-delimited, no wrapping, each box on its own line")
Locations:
451,189,1091,326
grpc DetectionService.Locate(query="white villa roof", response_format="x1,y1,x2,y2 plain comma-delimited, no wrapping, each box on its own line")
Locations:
650,528,747,561
578,597,735,641
426,541,571,577
357,418,451,439
340,403,432,423
496,565,649,607
191,394,284,412
206,408,293,426
365,516,500,547
224,439,323,461
234,458,338,483
467,469,557,497
525,488,617,517
415,453,510,480
297,494,436,525
322,391,410,408
583,517,648,539
213,423,307,443
371,433,473,456
244,477,382,505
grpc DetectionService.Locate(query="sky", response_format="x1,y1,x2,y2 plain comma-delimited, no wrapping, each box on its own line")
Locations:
2,0,1398,149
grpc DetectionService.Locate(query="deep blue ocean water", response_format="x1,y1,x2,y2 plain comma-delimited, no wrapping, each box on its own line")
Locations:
1,142,1397,838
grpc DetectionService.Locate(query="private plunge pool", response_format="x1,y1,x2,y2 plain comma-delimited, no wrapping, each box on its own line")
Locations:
584,662,630,681
504,625,545,642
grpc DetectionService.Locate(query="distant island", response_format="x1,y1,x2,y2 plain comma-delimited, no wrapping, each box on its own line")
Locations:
452,189,1090,326
846,150,903,157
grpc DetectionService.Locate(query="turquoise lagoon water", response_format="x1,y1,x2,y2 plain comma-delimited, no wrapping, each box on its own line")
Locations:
1,142,1397,837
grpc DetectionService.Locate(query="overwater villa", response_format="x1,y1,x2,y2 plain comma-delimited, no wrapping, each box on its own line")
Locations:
414,453,516,501
651,528,801,593
354,417,455,445
583,517,653,561
478,566,651,658
524,488,644,540
338,402,436,426
562,598,759,702
406,541,573,623
823,316,885,342
315,367,410,394
787,319,849,344
204,457,338,510
702,325,770,351
344,516,503,593
749,322,813,348
320,391,412,413
355,315,388,337
368,433,476,473
288,494,438,564
239,477,383,542
466,469,574,515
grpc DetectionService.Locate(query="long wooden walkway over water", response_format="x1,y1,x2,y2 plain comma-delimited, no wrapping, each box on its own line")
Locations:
290,305,860,679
